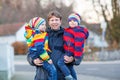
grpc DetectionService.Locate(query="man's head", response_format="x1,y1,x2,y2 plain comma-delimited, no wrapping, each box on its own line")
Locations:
47,10,62,30
47,10,62,21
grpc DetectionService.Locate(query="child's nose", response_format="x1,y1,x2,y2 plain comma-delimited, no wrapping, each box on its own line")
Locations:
71,20,74,22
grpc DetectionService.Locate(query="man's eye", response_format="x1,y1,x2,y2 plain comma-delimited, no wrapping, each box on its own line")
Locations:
50,19,54,21
55,19,59,21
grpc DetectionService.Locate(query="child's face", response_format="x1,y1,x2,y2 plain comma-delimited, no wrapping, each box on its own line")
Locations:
48,16,62,30
69,20,78,28
38,22,46,31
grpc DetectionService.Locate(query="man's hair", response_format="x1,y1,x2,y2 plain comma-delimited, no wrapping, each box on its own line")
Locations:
47,10,62,21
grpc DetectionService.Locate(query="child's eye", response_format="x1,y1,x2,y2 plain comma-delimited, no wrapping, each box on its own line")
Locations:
69,19,77,22
41,24,44,26
68,18,78,22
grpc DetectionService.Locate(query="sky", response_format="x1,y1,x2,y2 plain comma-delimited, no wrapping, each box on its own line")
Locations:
63,0,99,23
40,0,95,23
73,0,108,23
74,0,112,23
41,0,112,23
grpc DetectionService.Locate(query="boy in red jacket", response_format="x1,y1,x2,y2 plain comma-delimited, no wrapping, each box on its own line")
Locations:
57,13,89,80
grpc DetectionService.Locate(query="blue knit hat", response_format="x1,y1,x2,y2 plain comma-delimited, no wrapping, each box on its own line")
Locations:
68,13,81,25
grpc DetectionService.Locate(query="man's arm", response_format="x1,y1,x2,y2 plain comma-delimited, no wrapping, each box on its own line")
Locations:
27,51,43,66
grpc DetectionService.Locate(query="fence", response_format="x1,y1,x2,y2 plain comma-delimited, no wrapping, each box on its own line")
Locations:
0,43,15,80
83,50,120,61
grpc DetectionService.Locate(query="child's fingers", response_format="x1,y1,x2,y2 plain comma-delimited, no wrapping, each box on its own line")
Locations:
34,58,43,66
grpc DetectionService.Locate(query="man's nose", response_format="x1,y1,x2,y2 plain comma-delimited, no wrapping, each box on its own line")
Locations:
53,20,57,23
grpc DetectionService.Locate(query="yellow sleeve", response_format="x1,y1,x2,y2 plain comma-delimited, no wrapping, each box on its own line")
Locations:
44,33,51,52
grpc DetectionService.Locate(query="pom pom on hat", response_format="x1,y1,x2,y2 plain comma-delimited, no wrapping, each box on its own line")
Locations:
29,17,45,30
68,13,81,25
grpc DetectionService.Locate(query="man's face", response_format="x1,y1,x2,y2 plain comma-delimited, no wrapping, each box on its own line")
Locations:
48,16,62,30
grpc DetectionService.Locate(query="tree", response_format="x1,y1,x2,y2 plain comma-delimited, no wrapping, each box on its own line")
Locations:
35,0,73,27
0,0,73,27
92,0,120,49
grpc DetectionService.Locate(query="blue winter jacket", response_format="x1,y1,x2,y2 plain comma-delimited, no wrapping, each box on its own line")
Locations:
27,27,65,80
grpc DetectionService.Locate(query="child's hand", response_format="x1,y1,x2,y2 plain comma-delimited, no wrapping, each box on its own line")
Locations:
48,59,53,64
64,55,74,63
74,58,82,65
33,58,43,66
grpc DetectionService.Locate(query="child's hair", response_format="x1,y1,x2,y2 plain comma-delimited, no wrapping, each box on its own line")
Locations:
47,10,62,21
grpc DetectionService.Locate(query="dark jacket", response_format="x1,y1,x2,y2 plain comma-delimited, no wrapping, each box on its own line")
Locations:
27,27,65,80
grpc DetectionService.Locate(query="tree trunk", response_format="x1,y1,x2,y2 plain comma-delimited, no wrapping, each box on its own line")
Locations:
112,40,119,49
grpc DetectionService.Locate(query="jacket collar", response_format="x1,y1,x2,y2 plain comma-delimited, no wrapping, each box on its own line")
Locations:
46,26,64,34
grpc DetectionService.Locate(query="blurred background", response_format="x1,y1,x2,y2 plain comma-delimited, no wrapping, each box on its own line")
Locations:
0,0,120,80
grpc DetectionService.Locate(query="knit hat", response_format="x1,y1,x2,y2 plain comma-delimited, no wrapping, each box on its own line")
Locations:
29,17,46,30
68,13,81,25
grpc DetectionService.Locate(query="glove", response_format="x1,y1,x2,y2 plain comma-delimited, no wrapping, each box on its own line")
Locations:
73,56,83,65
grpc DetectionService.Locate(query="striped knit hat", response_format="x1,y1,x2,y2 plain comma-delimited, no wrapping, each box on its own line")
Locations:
29,17,45,30
68,13,81,25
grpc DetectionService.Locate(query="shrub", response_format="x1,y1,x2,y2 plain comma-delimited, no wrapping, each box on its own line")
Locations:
11,41,28,55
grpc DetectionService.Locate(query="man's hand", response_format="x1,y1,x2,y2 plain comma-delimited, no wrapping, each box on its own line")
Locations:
33,58,43,66
64,55,74,63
